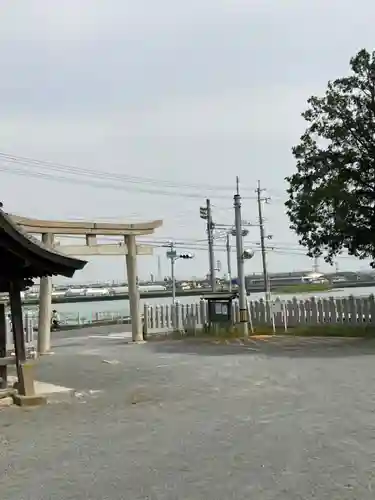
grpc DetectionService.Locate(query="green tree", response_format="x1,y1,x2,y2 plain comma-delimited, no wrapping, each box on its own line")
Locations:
285,49,375,266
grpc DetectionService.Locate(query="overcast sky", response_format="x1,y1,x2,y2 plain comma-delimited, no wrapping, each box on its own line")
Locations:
1,0,374,283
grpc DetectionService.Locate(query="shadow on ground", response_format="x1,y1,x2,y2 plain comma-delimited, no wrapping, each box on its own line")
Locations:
145,336,375,358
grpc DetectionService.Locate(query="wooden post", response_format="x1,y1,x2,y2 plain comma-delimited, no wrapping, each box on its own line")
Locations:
9,280,35,396
0,302,7,389
9,281,26,363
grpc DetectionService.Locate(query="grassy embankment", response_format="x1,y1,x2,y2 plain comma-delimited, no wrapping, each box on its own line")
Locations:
164,323,375,340
271,283,332,294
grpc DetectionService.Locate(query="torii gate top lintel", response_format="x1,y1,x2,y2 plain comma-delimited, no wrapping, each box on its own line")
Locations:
9,214,163,236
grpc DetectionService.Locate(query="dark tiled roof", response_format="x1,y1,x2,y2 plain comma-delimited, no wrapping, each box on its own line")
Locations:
0,208,87,279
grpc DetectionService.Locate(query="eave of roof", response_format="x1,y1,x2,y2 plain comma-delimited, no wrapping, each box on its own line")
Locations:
0,209,87,278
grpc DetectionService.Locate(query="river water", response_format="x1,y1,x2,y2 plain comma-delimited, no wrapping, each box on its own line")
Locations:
24,286,375,323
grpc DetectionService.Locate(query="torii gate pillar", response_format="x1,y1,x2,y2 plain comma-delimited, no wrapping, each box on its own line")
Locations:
38,233,54,355
125,235,143,342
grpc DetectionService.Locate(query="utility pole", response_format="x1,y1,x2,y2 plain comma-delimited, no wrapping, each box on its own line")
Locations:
166,242,177,303
157,255,162,282
200,200,216,291
165,242,194,304
234,177,248,337
226,232,232,292
256,180,271,300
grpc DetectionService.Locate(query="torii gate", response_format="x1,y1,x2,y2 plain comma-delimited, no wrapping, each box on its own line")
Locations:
10,214,163,352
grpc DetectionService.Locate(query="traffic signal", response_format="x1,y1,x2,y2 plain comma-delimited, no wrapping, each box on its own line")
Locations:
199,207,208,220
179,253,194,259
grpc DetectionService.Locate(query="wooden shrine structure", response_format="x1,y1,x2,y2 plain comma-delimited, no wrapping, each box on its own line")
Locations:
0,204,87,404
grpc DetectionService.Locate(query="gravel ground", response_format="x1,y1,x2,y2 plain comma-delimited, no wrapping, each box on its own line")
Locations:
1,329,375,499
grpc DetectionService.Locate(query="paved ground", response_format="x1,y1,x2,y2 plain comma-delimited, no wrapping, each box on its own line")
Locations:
2,328,375,499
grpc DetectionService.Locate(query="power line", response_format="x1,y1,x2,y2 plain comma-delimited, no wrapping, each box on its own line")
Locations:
59,232,360,260
54,233,360,261
0,164,228,199
0,152,357,267
60,232,359,259
0,151,236,191
0,162,261,200
0,150,265,200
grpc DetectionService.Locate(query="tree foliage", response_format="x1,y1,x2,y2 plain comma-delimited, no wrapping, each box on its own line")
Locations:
285,49,375,266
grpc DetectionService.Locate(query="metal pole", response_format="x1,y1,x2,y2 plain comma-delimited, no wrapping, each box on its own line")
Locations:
157,255,162,282
226,232,232,292
256,180,270,300
234,178,248,337
171,252,176,304
167,241,177,304
206,199,216,292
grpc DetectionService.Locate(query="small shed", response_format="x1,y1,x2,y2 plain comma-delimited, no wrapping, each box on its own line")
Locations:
201,292,238,328
0,204,87,402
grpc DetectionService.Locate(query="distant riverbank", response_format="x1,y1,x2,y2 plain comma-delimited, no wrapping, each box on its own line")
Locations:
272,283,332,294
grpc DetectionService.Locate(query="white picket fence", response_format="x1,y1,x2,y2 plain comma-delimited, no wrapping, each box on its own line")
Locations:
143,301,206,335
4,295,373,352
5,312,36,357
143,295,375,335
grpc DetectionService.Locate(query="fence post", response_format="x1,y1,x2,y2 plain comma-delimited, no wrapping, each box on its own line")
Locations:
291,297,299,326
272,298,283,328
335,297,343,324
155,305,161,329
310,297,318,324
194,303,200,326
322,298,331,323
362,296,370,323
170,303,176,329
342,297,350,323
259,299,266,325
160,305,165,328
175,302,182,331
199,299,207,328
299,300,306,323
165,305,171,328
253,300,260,326
348,295,357,325
304,299,312,324
247,299,254,334
329,297,338,324
143,304,149,336
356,296,364,324
369,295,375,324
